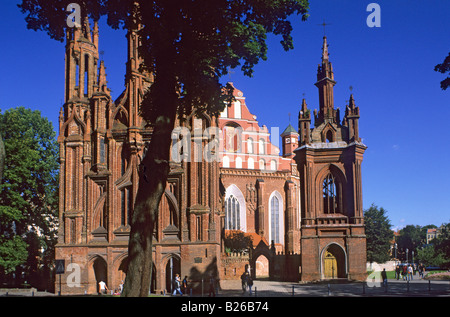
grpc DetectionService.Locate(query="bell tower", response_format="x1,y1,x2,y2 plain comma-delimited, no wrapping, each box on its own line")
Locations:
281,123,298,158
295,36,367,282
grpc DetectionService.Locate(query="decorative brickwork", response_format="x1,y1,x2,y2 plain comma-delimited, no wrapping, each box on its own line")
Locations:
55,21,366,295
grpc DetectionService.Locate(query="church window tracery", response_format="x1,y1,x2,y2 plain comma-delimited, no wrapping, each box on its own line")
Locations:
322,173,340,214
225,195,240,230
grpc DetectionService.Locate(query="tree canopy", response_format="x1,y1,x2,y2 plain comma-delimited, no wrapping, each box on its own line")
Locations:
0,107,59,286
364,204,393,263
435,52,450,90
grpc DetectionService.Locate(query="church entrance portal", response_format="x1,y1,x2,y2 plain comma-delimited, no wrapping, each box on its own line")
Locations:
165,256,180,293
255,254,269,279
322,244,346,279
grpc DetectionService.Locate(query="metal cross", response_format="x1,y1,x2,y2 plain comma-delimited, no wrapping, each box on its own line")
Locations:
227,67,235,80
318,20,331,37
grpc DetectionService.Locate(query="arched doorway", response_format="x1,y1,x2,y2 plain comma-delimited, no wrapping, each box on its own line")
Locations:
165,256,180,294
255,255,269,279
92,257,108,294
322,244,346,279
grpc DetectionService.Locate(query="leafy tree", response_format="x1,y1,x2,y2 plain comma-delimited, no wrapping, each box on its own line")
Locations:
224,231,253,253
364,204,393,263
435,52,450,90
397,225,424,261
0,107,59,286
18,0,309,296
416,245,437,267
433,223,450,268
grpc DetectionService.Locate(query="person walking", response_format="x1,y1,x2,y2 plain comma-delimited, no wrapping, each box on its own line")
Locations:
247,274,253,296
418,264,424,278
172,273,183,296
395,265,401,280
182,276,189,295
98,280,108,295
240,272,247,293
402,264,407,281
381,268,388,288
408,264,413,281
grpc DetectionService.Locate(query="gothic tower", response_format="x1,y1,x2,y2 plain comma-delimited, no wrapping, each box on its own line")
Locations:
295,36,367,281
56,16,223,294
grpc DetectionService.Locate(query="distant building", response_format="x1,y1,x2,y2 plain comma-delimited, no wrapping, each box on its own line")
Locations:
426,226,443,244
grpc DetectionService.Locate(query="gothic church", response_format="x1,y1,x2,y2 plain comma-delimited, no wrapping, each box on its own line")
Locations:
55,18,367,295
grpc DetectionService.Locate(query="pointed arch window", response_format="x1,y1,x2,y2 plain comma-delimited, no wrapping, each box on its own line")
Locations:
270,196,280,244
84,54,90,96
322,173,340,214
225,195,240,230
121,187,133,226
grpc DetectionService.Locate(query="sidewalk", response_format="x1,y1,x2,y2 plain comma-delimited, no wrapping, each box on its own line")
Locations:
1,277,448,297
218,277,450,297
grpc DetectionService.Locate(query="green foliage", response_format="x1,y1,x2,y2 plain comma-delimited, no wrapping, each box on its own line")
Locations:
364,204,393,263
18,0,309,120
418,223,450,269
397,225,425,259
224,231,253,253
0,107,59,277
434,52,450,90
0,236,28,275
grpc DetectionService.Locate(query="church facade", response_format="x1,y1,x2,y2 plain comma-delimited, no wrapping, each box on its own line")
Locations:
55,19,367,295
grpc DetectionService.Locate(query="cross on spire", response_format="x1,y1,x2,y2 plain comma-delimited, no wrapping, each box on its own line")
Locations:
227,67,235,80
318,19,331,37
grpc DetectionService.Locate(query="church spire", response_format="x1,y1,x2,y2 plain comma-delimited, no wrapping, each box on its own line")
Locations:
321,36,329,61
315,36,337,125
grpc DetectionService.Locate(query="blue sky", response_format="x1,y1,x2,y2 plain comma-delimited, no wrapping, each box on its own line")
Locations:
0,0,449,230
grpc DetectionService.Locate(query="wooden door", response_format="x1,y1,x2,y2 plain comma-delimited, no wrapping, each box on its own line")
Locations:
323,251,337,278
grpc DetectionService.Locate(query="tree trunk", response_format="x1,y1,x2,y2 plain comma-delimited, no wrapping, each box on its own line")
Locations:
122,58,178,296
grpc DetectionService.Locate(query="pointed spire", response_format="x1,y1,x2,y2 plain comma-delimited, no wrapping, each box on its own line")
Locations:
315,35,336,124
301,98,308,114
97,60,110,95
322,36,329,61
349,94,356,109
82,16,92,42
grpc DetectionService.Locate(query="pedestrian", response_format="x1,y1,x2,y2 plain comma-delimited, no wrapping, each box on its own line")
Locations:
240,272,247,293
408,264,413,281
98,280,108,295
172,273,183,296
381,268,388,288
247,274,253,296
119,280,124,294
395,265,401,280
402,264,408,281
182,275,188,294
208,274,216,297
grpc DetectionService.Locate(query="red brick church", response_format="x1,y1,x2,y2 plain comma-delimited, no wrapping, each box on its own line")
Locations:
55,19,367,295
